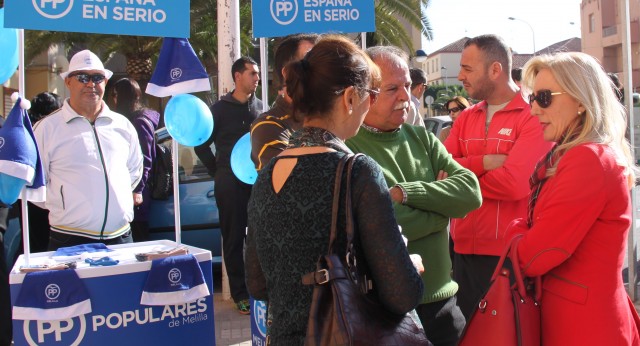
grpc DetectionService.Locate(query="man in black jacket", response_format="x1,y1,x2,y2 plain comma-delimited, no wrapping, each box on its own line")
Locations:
195,56,264,314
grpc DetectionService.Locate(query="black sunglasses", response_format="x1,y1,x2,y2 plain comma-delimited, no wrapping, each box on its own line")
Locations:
448,107,462,113
70,73,106,84
528,89,567,108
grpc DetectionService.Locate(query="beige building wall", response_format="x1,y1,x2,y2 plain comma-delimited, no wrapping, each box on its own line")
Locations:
1,44,69,117
581,0,640,90
404,17,429,116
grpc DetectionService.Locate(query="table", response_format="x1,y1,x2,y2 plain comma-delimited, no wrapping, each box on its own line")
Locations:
9,240,216,346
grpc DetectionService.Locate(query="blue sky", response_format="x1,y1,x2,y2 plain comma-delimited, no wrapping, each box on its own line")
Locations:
423,0,582,54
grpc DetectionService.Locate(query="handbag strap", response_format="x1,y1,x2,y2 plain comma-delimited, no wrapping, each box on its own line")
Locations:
327,153,364,253
343,153,364,248
302,153,364,286
327,154,351,254
491,235,542,302
509,236,542,301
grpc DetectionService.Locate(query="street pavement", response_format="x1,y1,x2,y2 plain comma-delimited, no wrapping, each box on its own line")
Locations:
212,271,252,346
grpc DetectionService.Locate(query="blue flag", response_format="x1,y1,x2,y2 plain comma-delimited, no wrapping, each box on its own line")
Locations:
146,38,211,97
0,94,46,202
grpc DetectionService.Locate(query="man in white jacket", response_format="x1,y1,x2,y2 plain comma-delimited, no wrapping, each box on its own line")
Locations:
33,50,143,249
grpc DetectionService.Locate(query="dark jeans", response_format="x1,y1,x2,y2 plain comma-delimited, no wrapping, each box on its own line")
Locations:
131,221,150,242
47,229,133,251
214,171,251,303
415,296,465,346
453,252,513,321
0,207,12,346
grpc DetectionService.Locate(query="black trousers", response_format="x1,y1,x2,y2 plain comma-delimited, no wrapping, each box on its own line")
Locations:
0,207,12,346
453,252,512,321
214,171,251,303
131,221,150,242
415,296,466,346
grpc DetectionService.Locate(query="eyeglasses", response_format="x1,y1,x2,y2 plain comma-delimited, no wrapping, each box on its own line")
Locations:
334,87,380,105
69,73,106,84
361,87,380,104
448,107,462,113
528,89,567,108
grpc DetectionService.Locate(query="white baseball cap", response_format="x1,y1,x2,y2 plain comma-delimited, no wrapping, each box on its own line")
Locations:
60,50,113,79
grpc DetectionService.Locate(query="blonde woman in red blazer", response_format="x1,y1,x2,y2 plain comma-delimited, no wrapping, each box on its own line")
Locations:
507,52,640,345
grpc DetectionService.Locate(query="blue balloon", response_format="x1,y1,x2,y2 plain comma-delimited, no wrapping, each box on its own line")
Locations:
0,9,19,84
230,133,257,185
164,94,214,147
0,173,26,205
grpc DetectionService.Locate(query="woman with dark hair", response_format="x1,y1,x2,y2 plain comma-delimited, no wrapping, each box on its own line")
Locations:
112,78,160,242
245,35,425,344
439,96,471,142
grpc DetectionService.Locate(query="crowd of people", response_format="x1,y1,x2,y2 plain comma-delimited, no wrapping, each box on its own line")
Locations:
2,31,640,346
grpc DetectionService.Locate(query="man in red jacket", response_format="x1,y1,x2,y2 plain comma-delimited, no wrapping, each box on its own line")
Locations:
443,34,552,320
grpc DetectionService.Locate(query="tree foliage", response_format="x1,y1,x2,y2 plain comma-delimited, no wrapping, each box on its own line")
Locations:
427,84,471,112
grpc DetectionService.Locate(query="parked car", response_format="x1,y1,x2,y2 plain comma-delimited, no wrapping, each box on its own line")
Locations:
3,128,223,271
148,128,222,268
424,115,452,138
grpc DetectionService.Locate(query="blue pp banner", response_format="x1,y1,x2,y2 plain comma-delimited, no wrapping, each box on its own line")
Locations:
4,0,190,38
252,0,375,38
250,298,268,346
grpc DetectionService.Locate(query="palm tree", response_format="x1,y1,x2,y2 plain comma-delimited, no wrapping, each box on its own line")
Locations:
360,0,433,51
433,85,470,111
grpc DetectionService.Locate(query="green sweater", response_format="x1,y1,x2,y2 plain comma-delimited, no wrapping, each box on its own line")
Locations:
347,124,482,304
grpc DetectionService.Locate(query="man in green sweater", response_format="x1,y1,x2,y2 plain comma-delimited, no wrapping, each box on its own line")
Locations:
346,46,482,346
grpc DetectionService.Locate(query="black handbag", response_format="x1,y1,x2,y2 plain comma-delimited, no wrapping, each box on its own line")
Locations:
302,154,431,346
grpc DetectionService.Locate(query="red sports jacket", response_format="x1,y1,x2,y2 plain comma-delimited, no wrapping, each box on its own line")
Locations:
444,93,552,256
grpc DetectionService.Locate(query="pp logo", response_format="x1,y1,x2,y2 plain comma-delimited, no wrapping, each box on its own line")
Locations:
170,68,183,80
23,316,87,346
45,284,61,300
253,299,267,337
32,0,74,19
168,268,182,283
270,0,298,25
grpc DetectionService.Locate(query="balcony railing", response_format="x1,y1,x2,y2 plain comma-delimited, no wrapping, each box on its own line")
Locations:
603,25,617,37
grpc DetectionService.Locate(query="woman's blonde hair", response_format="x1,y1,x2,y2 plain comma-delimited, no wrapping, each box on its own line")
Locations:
522,52,636,185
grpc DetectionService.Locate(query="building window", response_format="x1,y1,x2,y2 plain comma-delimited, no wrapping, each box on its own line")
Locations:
589,13,595,33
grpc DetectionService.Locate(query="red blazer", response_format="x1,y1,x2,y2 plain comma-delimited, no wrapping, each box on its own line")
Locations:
508,143,640,345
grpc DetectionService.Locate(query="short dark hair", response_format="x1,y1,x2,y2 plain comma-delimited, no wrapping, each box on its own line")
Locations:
464,34,512,75
274,34,319,90
29,92,62,122
231,56,258,81
511,68,522,82
410,68,427,89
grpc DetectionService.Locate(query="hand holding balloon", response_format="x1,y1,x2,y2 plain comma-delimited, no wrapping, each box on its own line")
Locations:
164,94,213,147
